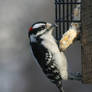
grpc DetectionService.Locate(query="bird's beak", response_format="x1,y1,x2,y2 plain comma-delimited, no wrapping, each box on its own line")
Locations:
46,23,58,31
51,23,58,28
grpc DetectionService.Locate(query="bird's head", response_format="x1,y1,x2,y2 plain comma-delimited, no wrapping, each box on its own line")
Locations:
28,21,57,42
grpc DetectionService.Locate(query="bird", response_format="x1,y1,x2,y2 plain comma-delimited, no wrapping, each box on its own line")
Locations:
28,21,81,92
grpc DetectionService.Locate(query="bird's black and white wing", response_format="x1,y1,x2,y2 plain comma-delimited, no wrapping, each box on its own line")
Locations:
30,42,63,91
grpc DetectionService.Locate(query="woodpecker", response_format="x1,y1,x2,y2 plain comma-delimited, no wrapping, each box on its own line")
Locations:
28,21,81,92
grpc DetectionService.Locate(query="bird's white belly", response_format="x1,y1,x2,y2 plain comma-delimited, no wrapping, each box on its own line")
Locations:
53,52,68,80
42,40,68,80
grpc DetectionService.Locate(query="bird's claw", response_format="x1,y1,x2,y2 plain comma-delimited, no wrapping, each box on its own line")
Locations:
69,72,82,81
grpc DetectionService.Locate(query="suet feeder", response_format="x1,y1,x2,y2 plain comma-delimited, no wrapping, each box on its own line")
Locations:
55,0,92,83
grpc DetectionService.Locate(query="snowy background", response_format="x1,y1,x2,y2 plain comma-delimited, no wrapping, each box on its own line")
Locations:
0,0,92,92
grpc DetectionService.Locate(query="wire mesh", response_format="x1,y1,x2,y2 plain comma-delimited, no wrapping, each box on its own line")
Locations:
55,0,82,42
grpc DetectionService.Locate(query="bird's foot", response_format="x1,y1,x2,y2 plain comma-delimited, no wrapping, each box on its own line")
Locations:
68,72,82,81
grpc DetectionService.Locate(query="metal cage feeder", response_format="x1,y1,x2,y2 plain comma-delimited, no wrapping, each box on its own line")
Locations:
55,0,92,83
55,0,82,42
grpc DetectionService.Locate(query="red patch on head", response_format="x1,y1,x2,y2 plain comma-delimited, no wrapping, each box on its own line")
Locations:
29,27,33,31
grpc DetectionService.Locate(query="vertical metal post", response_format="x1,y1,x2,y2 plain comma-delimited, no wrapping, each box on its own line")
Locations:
66,0,69,30
62,0,65,34
59,0,61,39
71,0,73,21
55,0,58,41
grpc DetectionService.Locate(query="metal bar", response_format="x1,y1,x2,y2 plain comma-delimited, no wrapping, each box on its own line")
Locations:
59,0,61,39
63,1,65,34
66,0,69,30
80,0,82,40
55,0,58,40
56,20,81,22
55,2,82,4
71,0,73,21
75,0,77,3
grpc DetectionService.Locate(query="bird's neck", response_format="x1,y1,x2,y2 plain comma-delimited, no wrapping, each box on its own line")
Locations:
40,31,56,44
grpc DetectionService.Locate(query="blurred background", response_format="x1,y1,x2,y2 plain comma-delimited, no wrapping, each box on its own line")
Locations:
0,0,92,92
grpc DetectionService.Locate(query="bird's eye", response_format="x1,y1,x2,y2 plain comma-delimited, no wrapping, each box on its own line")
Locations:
41,25,46,30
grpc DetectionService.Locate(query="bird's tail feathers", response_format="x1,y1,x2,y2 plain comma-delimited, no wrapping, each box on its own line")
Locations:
58,86,64,92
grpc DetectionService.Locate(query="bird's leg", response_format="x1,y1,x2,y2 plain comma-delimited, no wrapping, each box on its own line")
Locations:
68,72,82,81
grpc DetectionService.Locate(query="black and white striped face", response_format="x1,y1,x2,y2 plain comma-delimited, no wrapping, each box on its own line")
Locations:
28,22,53,37
29,22,46,36
28,21,57,43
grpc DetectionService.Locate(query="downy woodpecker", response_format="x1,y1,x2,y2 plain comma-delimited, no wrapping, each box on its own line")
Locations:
28,21,81,92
